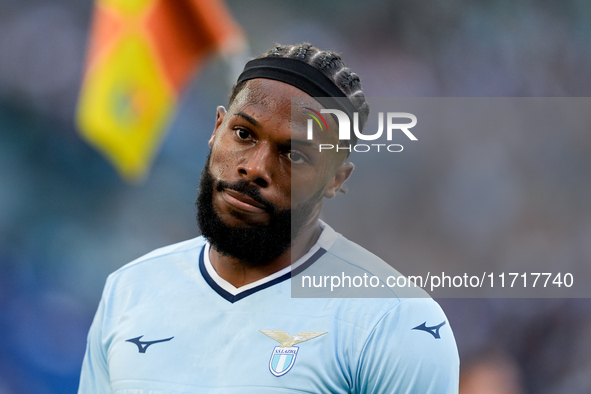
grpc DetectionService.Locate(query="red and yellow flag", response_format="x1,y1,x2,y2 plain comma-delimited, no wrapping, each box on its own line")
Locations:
77,0,245,182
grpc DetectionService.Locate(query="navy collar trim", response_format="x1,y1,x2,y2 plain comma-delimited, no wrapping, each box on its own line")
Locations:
199,245,326,303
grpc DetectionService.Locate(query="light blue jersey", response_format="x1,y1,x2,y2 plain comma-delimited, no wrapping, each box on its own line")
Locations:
79,222,459,393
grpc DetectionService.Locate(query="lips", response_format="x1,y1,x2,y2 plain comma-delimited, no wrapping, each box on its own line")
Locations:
222,188,267,213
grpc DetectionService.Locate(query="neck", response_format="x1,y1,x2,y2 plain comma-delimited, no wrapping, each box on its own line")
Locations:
209,216,323,288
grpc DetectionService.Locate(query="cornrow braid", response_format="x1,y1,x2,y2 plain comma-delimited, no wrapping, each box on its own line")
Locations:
229,42,370,133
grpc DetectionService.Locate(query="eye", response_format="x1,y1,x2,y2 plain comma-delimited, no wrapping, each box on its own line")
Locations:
287,151,306,164
235,128,251,140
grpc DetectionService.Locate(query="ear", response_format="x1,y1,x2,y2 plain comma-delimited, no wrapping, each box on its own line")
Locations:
209,106,227,148
324,162,355,199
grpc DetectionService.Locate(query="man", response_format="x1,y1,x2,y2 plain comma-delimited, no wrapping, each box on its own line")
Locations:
79,43,459,393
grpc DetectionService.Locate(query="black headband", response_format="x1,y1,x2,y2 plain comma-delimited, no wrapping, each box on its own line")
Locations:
236,57,357,120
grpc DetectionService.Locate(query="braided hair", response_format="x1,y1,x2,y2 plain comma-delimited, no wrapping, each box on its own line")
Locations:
229,42,370,132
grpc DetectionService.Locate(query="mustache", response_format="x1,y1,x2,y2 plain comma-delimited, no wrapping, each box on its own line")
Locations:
215,179,277,213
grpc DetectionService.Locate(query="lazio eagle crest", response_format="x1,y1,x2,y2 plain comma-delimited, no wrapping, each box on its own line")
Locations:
260,330,327,377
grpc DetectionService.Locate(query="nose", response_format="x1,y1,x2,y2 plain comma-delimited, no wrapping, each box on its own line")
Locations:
237,144,273,188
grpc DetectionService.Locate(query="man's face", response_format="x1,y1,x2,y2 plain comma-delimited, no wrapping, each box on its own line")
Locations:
196,79,352,266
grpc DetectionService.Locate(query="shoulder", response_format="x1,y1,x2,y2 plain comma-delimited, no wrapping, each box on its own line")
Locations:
102,236,206,296
321,295,452,341
352,297,459,393
327,233,398,274
314,232,459,392
294,227,429,298
113,236,204,273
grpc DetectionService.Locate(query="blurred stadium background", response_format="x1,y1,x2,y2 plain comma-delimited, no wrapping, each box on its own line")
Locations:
1,0,591,392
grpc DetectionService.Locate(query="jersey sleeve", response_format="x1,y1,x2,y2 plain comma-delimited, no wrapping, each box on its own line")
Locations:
354,298,459,394
78,282,111,393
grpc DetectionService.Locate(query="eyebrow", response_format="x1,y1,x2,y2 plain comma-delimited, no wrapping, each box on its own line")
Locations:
234,111,260,127
287,139,317,149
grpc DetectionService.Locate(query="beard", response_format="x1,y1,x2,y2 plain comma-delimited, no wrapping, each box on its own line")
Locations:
196,154,321,267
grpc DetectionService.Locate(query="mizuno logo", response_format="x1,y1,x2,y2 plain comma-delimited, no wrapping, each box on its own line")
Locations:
412,321,446,339
126,335,174,353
